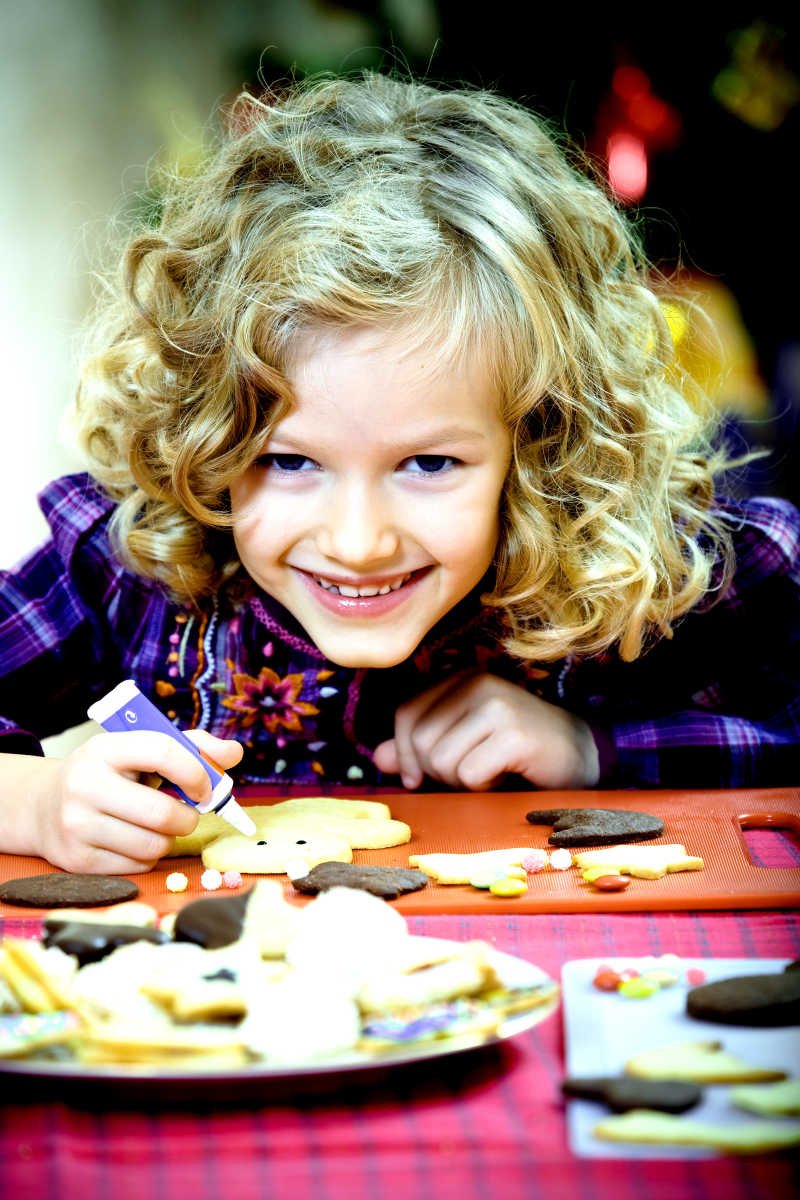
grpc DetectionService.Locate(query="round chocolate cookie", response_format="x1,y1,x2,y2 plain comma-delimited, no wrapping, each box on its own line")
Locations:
562,1076,702,1113
0,873,139,908
526,807,664,846
687,970,800,1027
291,861,429,899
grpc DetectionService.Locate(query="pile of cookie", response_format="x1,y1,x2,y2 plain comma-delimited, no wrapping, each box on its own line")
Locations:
0,882,558,1070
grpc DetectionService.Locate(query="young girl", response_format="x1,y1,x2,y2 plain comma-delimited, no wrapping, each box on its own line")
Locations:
1,73,798,875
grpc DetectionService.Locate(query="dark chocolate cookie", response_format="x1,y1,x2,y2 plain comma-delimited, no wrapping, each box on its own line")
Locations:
173,889,252,949
562,1076,703,1113
42,919,169,966
686,971,800,1026
526,807,664,846
291,861,429,899
0,873,139,908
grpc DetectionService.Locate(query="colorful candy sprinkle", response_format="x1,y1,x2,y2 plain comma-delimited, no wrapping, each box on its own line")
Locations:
222,870,243,889
686,967,707,986
640,967,680,988
0,1011,80,1055
165,872,188,893
591,874,631,892
593,966,623,991
488,877,528,897
200,869,223,891
618,976,659,998
469,868,508,889
521,850,548,873
285,858,311,880
549,848,573,871
582,865,615,882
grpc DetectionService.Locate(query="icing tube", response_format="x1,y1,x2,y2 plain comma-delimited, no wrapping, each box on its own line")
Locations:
87,680,256,835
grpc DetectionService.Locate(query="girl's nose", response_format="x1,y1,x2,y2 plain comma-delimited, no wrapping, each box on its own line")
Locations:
315,481,400,566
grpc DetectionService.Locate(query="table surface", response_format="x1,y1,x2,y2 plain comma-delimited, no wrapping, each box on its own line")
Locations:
1,832,799,1200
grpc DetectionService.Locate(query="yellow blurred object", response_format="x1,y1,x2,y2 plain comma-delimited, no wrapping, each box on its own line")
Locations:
657,276,769,418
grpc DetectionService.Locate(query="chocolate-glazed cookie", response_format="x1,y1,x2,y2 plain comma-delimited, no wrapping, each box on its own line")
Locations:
173,889,252,949
0,874,139,908
526,808,664,846
42,919,169,966
562,1076,703,1113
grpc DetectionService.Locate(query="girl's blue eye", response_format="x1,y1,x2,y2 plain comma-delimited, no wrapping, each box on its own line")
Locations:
257,453,315,472
403,455,456,474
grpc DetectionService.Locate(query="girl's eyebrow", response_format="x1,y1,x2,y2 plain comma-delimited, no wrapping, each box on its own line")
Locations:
268,425,490,449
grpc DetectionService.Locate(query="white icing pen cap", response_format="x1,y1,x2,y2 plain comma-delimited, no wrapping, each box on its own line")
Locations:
211,795,256,836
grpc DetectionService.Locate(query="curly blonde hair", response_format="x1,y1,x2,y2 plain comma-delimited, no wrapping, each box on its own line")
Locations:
74,71,733,663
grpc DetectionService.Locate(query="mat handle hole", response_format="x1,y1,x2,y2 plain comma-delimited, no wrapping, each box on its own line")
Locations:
738,811,800,868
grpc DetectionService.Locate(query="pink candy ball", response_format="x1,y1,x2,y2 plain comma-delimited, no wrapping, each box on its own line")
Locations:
222,870,243,889
522,850,548,873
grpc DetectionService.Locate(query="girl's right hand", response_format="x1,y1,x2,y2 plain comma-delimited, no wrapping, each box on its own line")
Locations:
32,728,243,874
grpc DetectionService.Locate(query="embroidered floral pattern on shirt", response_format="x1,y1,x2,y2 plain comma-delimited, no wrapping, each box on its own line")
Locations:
221,667,320,735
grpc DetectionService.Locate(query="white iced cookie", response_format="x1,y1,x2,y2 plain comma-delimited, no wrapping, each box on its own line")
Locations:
285,887,410,988
239,973,361,1063
240,879,304,958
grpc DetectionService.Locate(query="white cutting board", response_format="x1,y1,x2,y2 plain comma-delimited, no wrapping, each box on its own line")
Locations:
562,957,800,1158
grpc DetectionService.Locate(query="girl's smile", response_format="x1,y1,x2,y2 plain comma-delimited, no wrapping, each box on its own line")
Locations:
229,327,512,668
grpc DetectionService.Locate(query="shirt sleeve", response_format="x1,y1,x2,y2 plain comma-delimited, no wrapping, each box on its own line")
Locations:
0,474,124,751
584,497,800,788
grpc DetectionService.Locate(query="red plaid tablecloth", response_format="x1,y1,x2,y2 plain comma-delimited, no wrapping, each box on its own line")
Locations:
1,904,798,1200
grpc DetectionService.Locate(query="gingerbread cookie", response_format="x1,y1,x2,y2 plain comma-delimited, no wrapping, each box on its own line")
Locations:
42,920,169,967
0,874,139,908
527,807,664,846
686,968,800,1027
291,862,429,899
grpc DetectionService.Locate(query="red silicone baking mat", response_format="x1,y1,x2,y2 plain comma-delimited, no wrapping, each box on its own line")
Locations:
1,787,799,917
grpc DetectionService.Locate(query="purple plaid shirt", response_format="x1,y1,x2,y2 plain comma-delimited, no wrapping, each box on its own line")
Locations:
1,473,798,788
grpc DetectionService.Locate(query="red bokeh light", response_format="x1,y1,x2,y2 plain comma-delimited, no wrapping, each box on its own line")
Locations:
607,131,648,203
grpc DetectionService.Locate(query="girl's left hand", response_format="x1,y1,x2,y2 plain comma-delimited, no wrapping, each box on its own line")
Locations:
372,671,599,791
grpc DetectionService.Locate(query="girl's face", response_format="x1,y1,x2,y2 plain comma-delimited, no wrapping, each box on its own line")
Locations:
229,327,512,668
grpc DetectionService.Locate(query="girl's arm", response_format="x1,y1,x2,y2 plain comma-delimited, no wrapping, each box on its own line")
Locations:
0,729,242,873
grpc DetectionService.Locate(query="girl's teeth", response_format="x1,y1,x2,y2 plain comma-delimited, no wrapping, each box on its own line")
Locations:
315,573,412,596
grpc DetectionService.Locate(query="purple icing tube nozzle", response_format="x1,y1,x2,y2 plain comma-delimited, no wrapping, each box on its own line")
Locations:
87,680,256,836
